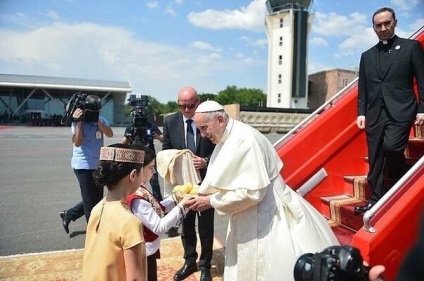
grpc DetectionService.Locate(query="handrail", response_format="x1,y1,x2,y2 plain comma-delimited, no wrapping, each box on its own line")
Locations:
273,79,357,149
363,156,424,232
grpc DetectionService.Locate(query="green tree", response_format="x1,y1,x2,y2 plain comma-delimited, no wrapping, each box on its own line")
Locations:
215,85,266,106
198,93,217,102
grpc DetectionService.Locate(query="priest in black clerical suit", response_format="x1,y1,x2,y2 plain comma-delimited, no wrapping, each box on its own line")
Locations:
355,7,424,214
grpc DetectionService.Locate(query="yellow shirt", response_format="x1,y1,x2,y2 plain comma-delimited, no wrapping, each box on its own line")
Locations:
83,199,146,281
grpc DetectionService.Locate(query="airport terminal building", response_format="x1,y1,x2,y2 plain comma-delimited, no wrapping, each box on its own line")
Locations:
0,73,132,126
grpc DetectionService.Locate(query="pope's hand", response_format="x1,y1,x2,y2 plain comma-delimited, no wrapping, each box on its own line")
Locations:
186,194,211,212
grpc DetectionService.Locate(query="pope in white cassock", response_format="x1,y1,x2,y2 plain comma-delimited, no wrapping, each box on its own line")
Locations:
186,101,340,281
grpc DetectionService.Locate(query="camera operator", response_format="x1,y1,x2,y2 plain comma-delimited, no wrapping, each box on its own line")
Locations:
122,120,164,201
60,95,113,234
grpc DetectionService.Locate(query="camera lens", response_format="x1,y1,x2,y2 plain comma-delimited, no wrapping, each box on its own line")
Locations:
294,253,315,281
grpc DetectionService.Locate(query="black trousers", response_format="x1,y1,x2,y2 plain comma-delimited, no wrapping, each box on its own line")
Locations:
67,169,103,222
366,108,411,204
181,208,215,271
147,255,158,281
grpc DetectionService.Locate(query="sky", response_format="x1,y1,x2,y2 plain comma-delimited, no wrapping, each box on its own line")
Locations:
0,0,423,103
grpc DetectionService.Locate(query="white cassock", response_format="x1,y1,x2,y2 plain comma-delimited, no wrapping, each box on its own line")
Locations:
199,118,340,281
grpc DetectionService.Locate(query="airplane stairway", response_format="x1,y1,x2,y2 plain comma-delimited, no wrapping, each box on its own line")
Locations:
323,125,424,246
273,24,424,280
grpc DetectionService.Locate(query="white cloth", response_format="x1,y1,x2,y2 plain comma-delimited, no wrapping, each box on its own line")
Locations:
157,149,201,197
202,119,340,281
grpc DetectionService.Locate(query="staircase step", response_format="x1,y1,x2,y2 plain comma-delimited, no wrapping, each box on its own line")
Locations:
321,194,352,204
344,175,367,183
415,124,424,139
405,138,424,159
343,175,371,201
328,197,365,231
328,219,356,245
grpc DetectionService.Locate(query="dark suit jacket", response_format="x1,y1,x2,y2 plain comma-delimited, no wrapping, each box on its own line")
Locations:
357,35,424,125
162,112,215,179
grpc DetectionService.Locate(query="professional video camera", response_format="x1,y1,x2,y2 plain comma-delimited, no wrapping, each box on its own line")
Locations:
125,94,152,145
61,92,102,125
294,245,370,281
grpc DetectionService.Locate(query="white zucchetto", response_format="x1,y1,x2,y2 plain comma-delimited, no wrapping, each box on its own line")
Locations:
195,100,224,113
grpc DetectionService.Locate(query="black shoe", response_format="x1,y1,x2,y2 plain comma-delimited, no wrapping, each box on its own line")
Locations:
354,203,374,215
60,210,71,234
167,226,180,238
200,270,212,281
173,262,198,280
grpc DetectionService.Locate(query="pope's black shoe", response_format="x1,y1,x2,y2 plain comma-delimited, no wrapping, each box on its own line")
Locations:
60,210,71,234
354,202,374,215
200,270,212,281
173,262,198,280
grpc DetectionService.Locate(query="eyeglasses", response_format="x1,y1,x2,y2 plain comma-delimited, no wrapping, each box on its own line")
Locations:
177,103,196,110
177,98,199,109
373,20,393,30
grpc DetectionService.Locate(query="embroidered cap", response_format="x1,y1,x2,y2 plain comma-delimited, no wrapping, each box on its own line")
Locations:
195,100,224,113
100,147,145,163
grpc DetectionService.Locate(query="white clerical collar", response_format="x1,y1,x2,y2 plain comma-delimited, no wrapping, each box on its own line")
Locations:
381,34,396,45
220,118,234,143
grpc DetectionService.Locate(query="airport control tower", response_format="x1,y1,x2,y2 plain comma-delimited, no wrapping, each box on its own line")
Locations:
265,0,313,109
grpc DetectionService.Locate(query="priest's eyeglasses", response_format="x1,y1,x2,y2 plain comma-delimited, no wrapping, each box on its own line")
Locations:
374,20,393,30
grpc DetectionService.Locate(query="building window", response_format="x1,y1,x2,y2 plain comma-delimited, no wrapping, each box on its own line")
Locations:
277,98,281,103
278,55,282,65
279,37,283,46
278,93,281,98
280,18,284,28
278,74,282,84
342,78,348,87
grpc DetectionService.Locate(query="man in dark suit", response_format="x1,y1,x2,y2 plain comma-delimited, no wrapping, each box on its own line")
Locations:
162,86,215,281
355,7,424,214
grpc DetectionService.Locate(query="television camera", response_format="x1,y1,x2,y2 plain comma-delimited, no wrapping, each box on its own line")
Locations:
293,245,370,281
61,92,102,125
125,94,153,146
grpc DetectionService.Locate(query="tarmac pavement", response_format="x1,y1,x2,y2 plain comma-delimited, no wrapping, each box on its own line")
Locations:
0,125,284,256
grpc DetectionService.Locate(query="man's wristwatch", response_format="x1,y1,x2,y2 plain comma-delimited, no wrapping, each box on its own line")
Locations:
204,157,209,165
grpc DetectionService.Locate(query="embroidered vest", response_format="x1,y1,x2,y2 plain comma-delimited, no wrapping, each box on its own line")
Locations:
127,187,166,243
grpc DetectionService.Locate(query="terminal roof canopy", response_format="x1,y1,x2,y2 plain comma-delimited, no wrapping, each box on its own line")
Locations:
0,73,131,93
0,73,132,121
